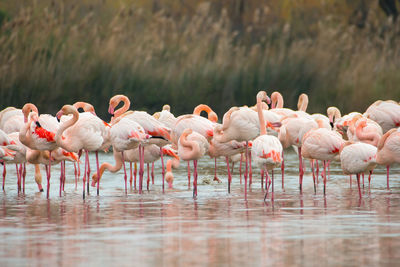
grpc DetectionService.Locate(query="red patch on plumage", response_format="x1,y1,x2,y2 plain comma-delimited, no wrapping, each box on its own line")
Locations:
147,128,171,140
395,121,400,127
62,151,78,161
206,129,214,137
331,147,340,154
260,150,281,162
103,121,111,127
296,138,299,143
34,127,55,142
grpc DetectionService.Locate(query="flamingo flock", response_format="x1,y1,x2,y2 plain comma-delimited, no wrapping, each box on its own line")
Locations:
0,92,399,200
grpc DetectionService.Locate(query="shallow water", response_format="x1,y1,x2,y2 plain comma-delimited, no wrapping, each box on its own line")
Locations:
1,151,400,267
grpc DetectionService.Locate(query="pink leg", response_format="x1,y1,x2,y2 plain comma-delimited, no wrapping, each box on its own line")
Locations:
160,147,165,192
323,160,327,195
327,160,331,180
239,153,243,184
271,170,275,201
129,162,133,190
244,142,249,199
263,170,269,201
22,163,26,194
249,151,252,186
147,163,150,191
86,151,91,195
77,160,81,181
122,152,128,194
139,145,144,194
46,151,52,199
316,160,320,183
386,165,390,190
59,162,63,197
16,164,21,193
356,173,362,199
74,162,78,190
134,162,137,190
193,160,198,198
350,175,352,188
2,163,6,191
298,147,303,192
261,169,264,189
151,162,155,185
95,151,101,195
187,161,191,188
362,173,365,189
83,150,88,199
62,161,66,192
214,158,218,181
368,170,373,187
226,156,232,193
281,150,285,190
311,160,316,194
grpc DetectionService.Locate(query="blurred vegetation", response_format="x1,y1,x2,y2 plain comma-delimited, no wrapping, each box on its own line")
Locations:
0,0,400,120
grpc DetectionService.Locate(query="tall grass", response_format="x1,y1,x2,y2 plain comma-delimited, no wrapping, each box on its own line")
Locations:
0,2,399,119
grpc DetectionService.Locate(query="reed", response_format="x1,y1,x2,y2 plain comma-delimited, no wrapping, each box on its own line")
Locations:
0,2,399,118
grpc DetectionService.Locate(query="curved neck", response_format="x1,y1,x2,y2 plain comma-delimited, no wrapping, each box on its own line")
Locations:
93,151,123,183
222,107,238,130
114,96,130,118
257,97,267,135
55,109,79,151
297,94,308,112
22,103,39,123
356,123,380,147
193,104,212,116
180,132,199,159
166,159,172,172
19,115,34,147
271,92,284,109
378,129,396,150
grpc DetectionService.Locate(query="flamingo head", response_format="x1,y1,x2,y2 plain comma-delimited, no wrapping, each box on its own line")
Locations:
256,91,271,105
208,111,218,123
73,102,97,116
162,104,171,111
165,171,174,188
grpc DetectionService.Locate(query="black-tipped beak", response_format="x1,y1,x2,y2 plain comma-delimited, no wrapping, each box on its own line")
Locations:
330,122,334,128
35,121,42,128
56,116,60,122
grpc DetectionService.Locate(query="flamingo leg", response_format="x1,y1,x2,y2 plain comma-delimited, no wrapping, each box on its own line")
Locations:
59,161,63,197
62,160,66,192
86,151,91,195
214,158,218,182
271,169,275,201
138,145,144,194
298,147,303,193
226,156,231,193
2,163,6,191
356,173,362,199
74,162,78,190
151,162,155,185
16,164,21,193
95,151,100,196
368,170,373,187
386,165,390,190
323,160,327,195
263,170,269,201
46,151,52,199
193,160,198,198
122,152,127,194
244,141,249,200
327,160,331,180
187,161,191,188
312,160,316,194
129,162,133,190
160,147,165,192
77,160,81,181
349,175,352,188
147,163,150,191
281,150,285,190
22,163,26,194
239,153,243,184
316,160,320,184
231,162,234,175
362,173,365,189
83,150,88,199
261,169,264,190
249,151,253,187
134,162,137,190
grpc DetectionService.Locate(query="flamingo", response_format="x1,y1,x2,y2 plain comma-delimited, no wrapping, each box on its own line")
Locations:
108,94,172,193
208,139,246,192
301,121,344,194
55,105,108,198
364,100,400,133
251,91,283,201
327,106,363,139
178,128,209,198
164,157,180,188
376,128,400,189
193,104,218,123
154,104,177,129
278,115,318,192
340,142,377,198
92,144,178,192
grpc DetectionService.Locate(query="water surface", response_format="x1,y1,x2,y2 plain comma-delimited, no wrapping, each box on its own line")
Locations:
1,151,400,266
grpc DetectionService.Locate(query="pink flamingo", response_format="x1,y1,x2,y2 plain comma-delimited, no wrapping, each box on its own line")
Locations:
278,116,318,192
108,95,172,193
340,142,377,198
164,157,180,188
364,100,400,133
251,91,283,201
154,104,176,129
301,121,344,194
178,128,209,198
55,105,108,198
376,128,400,189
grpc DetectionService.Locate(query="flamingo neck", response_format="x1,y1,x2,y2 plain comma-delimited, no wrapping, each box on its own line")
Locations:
271,92,284,109
92,150,123,184
356,123,380,147
297,94,308,112
22,103,39,123
114,96,130,118
19,113,35,147
179,132,199,159
377,129,396,150
55,109,79,151
166,159,172,172
257,97,267,135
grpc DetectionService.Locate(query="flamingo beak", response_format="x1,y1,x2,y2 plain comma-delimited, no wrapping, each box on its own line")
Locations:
162,148,180,160
56,111,63,122
108,105,115,115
